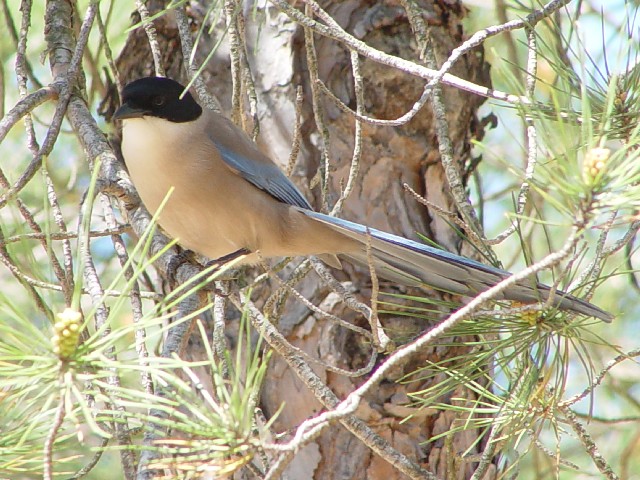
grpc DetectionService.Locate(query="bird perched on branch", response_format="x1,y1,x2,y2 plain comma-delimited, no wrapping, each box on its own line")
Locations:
113,76,612,322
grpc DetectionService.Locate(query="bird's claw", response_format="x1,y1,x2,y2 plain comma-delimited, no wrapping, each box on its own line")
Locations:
167,249,198,286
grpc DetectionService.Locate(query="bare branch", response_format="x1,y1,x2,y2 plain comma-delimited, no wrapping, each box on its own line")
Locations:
271,0,523,103
0,87,57,144
304,4,331,210
235,294,438,480
224,0,243,125
401,0,487,245
43,383,66,480
560,347,640,408
175,5,222,112
285,86,304,177
135,0,165,77
278,228,582,447
489,27,540,245
1,0,43,88
329,50,363,216
560,406,619,479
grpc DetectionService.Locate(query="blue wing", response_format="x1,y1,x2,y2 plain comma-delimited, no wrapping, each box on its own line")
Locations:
213,141,312,210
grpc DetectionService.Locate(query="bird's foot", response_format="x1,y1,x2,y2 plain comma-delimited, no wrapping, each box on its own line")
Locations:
199,248,252,295
167,249,198,285
203,247,251,271
166,248,251,293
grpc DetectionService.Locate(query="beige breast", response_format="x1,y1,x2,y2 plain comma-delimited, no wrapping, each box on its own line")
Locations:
120,114,354,262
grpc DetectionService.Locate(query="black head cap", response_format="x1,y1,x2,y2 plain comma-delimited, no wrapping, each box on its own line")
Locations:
114,77,202,123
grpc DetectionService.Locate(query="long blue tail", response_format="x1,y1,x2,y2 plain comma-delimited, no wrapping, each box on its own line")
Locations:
302,210,612,322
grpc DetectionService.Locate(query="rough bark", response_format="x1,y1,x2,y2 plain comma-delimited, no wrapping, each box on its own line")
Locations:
107,1,493,478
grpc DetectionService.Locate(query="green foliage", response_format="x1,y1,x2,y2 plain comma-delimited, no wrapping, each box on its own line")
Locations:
0,282,271,477
391,1,640,476
0,191,270,477
1,0,639,478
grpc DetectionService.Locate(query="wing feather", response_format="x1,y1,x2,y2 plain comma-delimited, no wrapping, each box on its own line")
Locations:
205,112,312,209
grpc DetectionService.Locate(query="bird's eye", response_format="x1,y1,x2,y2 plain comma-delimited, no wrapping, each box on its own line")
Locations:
152,96,166,107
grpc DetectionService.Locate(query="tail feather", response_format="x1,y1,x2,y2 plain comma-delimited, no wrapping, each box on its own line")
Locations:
302,210,613,322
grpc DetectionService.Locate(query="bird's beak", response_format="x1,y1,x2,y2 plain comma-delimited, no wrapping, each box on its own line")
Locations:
113,103,149,120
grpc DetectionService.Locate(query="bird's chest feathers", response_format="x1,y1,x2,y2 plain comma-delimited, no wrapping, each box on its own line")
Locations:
121,116,249,256
122,117,208,207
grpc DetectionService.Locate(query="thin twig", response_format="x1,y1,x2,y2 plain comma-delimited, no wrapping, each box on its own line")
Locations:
285,86,305,177
96,7,122,98
489,27,539,245
570,210,617,299
78,189,136,477
0,168,71,303
0,86,57,145
43,379,67,480
212,282,230,379
234,6,260,139
0,226,53,319
309,258,372,321
43,165,74,303
277,230,581,446
285,283,375,343
559,405,620,479
303,4,331,211
560,347,640,407
277,0,572,127
402,183,490,257
99,192,153,396
135,0,165,77
235,294,437,480
0,226,130,246
10,0,75,305
364,228,388,352
531,433,580,470
259,263,379,377
469,421,501,480
403,0,486,243
224,0,243,125
329,50,363,216
1,0,96,209
495,0,521,79
315,74,432,127
174,5,222,112
67,437,110,479
272,0,564,105
1,0,43,88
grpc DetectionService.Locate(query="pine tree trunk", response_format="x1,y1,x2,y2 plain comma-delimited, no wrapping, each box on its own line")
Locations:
110,1,493,478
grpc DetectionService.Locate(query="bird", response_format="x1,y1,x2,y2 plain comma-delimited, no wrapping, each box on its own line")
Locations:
113,76,612,322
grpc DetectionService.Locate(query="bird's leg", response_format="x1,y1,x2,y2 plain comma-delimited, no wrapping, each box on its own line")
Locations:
167,247,250,284
166,248,250,294
204,247,251,270
198,248,251,295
